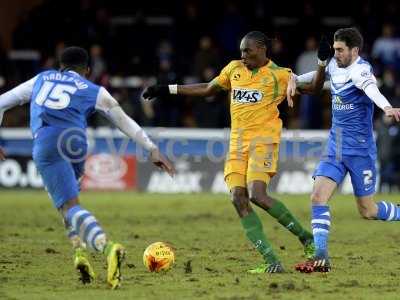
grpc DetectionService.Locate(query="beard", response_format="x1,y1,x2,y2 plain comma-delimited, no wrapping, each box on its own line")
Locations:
336,56,352,68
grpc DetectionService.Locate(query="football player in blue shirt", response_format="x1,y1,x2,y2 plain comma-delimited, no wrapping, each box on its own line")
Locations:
287,28,400,272
0,47,175,288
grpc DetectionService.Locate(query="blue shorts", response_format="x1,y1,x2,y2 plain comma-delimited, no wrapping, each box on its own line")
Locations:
32,126,87,209
313,155,376,197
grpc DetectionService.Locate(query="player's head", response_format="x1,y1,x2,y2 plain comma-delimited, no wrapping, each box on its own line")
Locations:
240,31,270,70
333,27,363,68
60,46,90,76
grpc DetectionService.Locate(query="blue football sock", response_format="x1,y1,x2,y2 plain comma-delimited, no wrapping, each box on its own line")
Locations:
65,205,107,252
311,205,330,258
376,201,400,221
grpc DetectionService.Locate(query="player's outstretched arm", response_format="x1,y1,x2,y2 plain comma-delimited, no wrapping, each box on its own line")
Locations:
350,62,400,122
0,76,37,160
383,107,400,122
364,84,400,122
142,82,220,100
301,36,330,94
286,73,297,108
287,36,331,102
0,76,36,126
96,87,176,177
313,36,331,91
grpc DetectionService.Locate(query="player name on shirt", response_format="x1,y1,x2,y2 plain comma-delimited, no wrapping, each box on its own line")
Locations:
42,72,88,90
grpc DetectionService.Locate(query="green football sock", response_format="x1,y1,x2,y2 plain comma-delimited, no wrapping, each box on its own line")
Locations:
241,211,279,264
267,200,313,243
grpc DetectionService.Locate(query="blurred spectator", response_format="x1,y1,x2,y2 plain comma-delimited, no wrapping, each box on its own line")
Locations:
296,37,318,74
88,7,112,45
40,41,66,71
372,24,400,71
298,1,320,42
157,40,174,66
193,36,220,79
382,0,400,25
355,2,380,46
2,0,400,130
12,11,34,49
55,41,66,62
270,37,290,67
217,1,246,58
152,60,182,127
190,67,229,128
376,113,400,192
177,2,203,55
379,68,397,100
41,56,56,70
89,44,107,84
295,36,323,129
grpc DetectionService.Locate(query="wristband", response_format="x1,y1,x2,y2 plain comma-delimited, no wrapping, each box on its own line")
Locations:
168,84,178,94
317,59,327,67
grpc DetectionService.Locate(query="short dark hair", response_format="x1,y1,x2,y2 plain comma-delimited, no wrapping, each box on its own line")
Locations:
60,46,89,71
334,27,363,50
244,31,272,49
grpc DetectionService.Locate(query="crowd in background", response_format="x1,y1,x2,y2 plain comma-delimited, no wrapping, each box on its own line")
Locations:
0,0,400,190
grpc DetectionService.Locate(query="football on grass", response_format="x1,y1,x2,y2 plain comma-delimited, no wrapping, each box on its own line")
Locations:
143,242,175,272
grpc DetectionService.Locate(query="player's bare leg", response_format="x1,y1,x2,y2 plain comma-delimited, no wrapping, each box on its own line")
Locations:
310,176,336,205
231,186,251,218
357,194,400,221
356,195,378,219
296,176,336,273
229,182,283,273
248,180,315,259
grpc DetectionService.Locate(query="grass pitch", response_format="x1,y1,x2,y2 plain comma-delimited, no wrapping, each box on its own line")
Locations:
1,191,399,300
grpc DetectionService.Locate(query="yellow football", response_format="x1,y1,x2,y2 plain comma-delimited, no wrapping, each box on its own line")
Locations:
143,242,175,272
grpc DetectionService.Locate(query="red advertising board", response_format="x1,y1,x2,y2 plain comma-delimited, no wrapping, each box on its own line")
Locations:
81,154,137,190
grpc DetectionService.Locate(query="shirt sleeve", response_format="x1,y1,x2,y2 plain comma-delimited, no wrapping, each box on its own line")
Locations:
211,62,232,90
95,86,119,113
364,83,392,110
0,75,37,110
0,76,37,126
295,71,316,84
351,64,377,90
